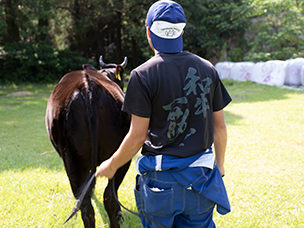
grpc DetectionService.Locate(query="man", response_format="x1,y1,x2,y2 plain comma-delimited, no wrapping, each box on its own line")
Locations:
96,0,231,227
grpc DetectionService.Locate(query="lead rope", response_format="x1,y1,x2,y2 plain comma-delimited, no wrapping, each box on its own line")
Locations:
111,176,168,228
64,171,96,224
64,171,167,227
111,178,141,217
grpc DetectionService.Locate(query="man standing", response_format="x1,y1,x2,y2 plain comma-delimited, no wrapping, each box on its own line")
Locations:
96,0,231,227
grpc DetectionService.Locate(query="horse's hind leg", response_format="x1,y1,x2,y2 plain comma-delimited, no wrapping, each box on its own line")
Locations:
80,188,95,228
104,161,131,228
79,174,96,228
62,155,96,228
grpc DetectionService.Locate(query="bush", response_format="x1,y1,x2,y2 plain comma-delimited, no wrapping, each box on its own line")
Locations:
228,47,244,62
56,49,95,77
0,42,91,83
244,0,304,62
244,47,304,62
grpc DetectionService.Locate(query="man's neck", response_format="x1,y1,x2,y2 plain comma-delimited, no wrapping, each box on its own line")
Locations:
154,50,183,55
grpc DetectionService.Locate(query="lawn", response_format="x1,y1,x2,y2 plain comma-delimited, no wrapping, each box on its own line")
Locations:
0,81,303,227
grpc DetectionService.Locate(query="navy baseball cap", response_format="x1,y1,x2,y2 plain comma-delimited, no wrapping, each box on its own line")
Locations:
146,0,186,53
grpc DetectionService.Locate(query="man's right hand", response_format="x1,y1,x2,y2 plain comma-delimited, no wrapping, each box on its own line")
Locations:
217,164,225,177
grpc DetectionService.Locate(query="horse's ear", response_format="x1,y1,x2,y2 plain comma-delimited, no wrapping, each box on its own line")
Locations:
117,65,123,73
116,66,124,81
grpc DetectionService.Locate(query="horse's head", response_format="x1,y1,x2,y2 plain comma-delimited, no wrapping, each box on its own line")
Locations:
98,56,128,90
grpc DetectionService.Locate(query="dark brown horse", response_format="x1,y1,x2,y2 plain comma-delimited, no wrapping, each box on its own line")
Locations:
45,57,130,228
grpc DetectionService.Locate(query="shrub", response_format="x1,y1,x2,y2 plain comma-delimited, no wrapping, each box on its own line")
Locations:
244,0,304,62
228,47,244,62
0,42,91,83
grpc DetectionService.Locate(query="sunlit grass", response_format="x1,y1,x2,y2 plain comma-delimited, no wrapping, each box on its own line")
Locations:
214,81,304,227
0,81,303,227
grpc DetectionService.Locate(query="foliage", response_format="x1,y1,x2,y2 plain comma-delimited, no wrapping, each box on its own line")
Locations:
0,42,90,83
122,0,152,66
0,5,7,42
244,0,304,62
181,0,251,62
227,47,245,62
1,0,304,83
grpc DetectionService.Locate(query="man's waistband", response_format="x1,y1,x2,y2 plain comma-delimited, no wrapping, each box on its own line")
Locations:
136,147,214,175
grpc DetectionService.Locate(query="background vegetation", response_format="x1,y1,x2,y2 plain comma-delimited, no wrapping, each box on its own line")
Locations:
1,1,303,227
0,0,304,83
0,81,303,227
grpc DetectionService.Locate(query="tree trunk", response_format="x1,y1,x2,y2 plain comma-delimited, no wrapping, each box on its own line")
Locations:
37,0,51,43
37,18,50,42
131,37,139,67
3,0,20,43
115,10,123,62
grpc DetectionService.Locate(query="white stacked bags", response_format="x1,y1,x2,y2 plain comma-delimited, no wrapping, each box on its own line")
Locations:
251,60,286,86
284,58,304,86
230,62,255,81
214,62,235,79
301,65,304,85
215,59,304,87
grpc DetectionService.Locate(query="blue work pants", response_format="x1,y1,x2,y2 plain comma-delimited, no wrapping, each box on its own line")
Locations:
134,170,216,228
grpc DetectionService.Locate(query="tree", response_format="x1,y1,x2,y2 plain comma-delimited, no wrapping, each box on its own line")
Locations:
180,0,251,63
244,0,304,61
122,0,152,67
1,0,21,44
0,4,7,43
56,0,126,63
2,0,304,83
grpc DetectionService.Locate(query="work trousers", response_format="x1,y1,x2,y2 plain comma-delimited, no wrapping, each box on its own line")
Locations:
134,170,216,228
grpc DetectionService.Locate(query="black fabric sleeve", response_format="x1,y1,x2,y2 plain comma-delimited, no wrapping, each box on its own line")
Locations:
122,70,152,118
212,74,232,112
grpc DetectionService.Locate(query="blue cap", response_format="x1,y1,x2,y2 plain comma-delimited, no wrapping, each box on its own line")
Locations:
146,0,186,53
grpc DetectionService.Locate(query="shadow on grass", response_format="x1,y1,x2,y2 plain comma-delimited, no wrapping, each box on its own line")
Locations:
0,83,54,96
222,79,303,104
92,194,110,226
0,81,301,173
225,110,243,126
0,84,53,109
92,193,141,227
0,84,63,173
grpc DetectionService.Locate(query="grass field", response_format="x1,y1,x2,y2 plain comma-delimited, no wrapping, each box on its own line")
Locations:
0,81,303,227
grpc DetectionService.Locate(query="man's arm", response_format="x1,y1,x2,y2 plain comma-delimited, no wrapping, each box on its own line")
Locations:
213,109,227,177
95,114,150,179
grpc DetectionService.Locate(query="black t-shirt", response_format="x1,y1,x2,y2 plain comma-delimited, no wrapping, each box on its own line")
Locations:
122,51,231,157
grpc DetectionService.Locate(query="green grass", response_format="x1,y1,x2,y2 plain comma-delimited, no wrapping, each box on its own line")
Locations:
0,81,303,227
